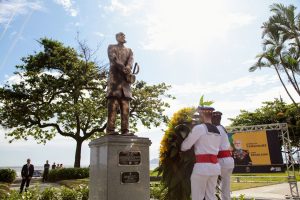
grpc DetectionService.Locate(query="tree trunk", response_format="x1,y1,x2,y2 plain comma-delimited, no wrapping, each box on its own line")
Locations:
74,139,83,168
274,65,299,108
279,55,300,96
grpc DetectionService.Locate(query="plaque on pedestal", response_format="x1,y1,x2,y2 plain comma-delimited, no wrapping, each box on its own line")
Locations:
120,171,140,184
89,135,151,200
119,151,141,166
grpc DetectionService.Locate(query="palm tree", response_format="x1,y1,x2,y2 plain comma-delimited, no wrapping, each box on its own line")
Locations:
251,3,300,107
270,4,300,95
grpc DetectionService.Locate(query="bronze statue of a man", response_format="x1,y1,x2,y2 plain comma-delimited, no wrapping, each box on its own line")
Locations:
106,32,134,136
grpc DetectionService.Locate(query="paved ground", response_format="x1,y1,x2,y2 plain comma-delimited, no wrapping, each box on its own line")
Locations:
232,182,300,200
10,177,60,191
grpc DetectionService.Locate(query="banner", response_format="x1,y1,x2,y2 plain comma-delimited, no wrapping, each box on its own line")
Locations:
228,130,284,173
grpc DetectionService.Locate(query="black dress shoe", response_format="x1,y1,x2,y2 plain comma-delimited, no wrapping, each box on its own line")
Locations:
107,131,119,135
121,132,135,136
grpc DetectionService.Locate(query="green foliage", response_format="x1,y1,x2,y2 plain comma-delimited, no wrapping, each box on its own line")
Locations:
76,184,89,200
199,95,214,107
0,38,173,167
48,168,89,182
150,183,166,200
60,186,80,200
232,195,244,200
0,169,16,183
229,98,300,146
40,187,60,200
232,194,255,200
129,81,173,131
8,185,41,200
3,184,88,200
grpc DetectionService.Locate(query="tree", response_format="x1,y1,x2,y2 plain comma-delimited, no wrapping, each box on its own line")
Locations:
0,38,173,167
250,3,300,107
229,98,300,147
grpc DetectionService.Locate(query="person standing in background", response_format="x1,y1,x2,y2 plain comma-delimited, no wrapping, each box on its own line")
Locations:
20,158,34,193
52,162,56,169
43,160,50,182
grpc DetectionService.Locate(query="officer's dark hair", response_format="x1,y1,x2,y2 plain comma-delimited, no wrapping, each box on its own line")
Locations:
212,115,221,125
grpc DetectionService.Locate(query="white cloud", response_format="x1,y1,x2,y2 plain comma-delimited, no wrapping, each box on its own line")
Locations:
104,0,144,16
0,1,42,71
0,0,42,40
5,73,23,84
53,0,78,17
64,21,81,31
2,71,62,87
0,9,33,71
94,32,105,38
99,0,256,53
167,74,300,126
218,84,300,125
170,74,277,95
242,58,257,66
227,13,256,26
0,0,42,24
141,0,256,52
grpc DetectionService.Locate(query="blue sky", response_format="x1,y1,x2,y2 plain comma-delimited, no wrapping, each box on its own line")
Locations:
0,0,300,167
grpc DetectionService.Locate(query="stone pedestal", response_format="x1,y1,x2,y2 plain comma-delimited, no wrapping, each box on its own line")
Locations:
89,135,152,200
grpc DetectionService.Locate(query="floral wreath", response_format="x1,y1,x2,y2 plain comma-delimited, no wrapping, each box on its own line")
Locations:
156,96,215,200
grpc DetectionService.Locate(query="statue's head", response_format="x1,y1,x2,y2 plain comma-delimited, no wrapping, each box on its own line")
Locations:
116,32,126,44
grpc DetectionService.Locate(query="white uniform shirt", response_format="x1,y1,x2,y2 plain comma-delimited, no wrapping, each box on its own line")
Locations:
181,124,221,176
217,125,234,169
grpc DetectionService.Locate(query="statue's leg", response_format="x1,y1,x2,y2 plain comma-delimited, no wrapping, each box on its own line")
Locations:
107,98,118,134
120,98,130,135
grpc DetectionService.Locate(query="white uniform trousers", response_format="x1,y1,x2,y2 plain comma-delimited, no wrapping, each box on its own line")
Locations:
220,168,233,200
191,173,218,200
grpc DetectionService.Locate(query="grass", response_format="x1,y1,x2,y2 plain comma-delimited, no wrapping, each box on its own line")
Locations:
231,182,278,191
150,170,300,182
234,172,300,177
232,172,300,182
149,170,300,192
150,170,159,176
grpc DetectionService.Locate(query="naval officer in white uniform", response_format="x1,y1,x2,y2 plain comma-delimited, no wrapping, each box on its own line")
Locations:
181,106,221,200
212,111,234,200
